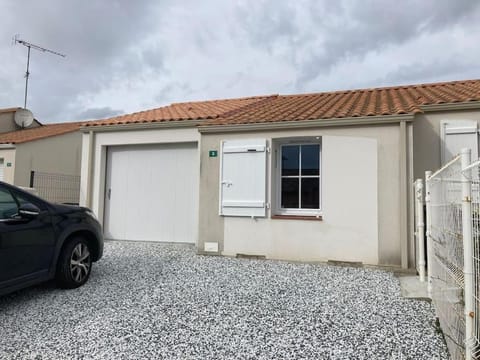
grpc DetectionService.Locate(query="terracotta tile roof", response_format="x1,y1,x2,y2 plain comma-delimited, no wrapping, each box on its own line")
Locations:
0,122,83,144
84,79,480,128
206,79,480,126
84,95,276,127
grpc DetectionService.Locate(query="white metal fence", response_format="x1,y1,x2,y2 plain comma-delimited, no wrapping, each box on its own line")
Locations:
29,171,80,204
423,149,480,360
467,159,480,360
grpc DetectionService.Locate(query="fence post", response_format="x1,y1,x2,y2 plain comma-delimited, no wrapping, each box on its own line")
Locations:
461,148,475,360
29,170,35,188
415,179,426,282
425,171,433,298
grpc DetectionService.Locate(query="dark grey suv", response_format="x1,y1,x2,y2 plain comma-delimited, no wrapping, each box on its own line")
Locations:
0,181,103,296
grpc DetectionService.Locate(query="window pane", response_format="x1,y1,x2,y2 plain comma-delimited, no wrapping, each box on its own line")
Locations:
281,146,299,176
301,144,320,175
281,178,299,208
0,188,18,219
301,178,319,209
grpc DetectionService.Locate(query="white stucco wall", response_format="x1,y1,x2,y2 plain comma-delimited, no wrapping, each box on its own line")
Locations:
82,121,405,266
14,132,82,188
0,148,16,184
199,124,402,266
222,136,378,263
80,126,200,224
413,108,480,179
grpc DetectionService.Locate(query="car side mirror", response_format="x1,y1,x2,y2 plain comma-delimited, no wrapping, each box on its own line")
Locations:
18,203,41,219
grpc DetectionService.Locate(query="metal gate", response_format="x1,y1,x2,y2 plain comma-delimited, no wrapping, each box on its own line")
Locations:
418,148,480,360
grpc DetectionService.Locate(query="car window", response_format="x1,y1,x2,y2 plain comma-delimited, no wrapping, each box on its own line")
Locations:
0,188,18,219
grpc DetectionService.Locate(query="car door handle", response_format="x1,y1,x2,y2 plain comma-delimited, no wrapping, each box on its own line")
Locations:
107,188,111,200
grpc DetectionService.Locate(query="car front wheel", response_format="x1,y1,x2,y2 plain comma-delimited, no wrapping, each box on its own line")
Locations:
56,237,92,289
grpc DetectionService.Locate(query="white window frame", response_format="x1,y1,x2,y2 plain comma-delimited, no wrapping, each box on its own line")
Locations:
275,139,322,216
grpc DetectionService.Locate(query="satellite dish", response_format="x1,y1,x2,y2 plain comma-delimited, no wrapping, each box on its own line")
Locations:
14,108,34,128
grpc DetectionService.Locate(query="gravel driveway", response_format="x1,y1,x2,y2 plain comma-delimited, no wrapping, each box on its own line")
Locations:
0,241,448,359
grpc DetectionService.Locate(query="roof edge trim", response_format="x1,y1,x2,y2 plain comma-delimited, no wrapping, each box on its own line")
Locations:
419,101,480,112
80,119,205,133
198,114,414,133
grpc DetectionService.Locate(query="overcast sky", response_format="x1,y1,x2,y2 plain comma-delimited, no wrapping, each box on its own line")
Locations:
0,0,479,123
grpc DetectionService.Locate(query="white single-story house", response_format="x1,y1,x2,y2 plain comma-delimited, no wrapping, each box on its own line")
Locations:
79,79,480,269
0,107,83,202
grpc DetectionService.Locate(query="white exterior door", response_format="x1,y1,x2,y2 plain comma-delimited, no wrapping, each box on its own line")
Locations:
104,143,198,243
441,120,479,164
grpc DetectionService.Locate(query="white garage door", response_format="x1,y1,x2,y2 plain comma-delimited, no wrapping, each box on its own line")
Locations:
104,143,198,243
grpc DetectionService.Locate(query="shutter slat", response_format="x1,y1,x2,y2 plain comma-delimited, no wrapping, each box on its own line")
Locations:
223,145,266,153
220,139,267,217
222,201,265,208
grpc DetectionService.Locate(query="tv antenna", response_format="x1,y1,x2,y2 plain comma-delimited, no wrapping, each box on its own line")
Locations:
13,35,66,109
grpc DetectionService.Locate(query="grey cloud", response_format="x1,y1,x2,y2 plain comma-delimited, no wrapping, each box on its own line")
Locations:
417,0,480,31
154,82,193,106
154,84,174,104
193,27,216,52
141,47,166,72
1,0,479,124
380,59,480,86
296,0,480,86
236,0,298,50
76,107,123,121
1,0,163,122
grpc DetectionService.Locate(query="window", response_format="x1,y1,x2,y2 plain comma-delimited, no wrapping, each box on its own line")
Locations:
0,188,18,220
277,141,321,215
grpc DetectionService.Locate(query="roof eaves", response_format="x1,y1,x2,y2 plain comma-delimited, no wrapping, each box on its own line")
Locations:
0,107,21,114
419,100,480,112
0,123,82,144
80,118,206,132
199,113,415,133
10,131,77,144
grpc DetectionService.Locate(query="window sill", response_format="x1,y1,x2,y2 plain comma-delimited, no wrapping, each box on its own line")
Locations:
271,214,323,221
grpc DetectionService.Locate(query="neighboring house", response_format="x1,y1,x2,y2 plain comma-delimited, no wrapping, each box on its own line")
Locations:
0,108,82,194
79,79,480,269
0,107,43,132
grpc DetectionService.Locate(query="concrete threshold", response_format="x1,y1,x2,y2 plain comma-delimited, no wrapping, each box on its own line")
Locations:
396,275,430,300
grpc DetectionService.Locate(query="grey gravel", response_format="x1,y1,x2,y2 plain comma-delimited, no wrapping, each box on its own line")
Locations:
0,241,449,359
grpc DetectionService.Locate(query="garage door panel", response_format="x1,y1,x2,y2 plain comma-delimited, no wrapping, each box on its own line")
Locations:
104,143,198,243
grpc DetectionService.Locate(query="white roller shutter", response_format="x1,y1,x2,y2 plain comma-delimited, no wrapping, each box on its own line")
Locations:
442,121,479,164
220,139,267,217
